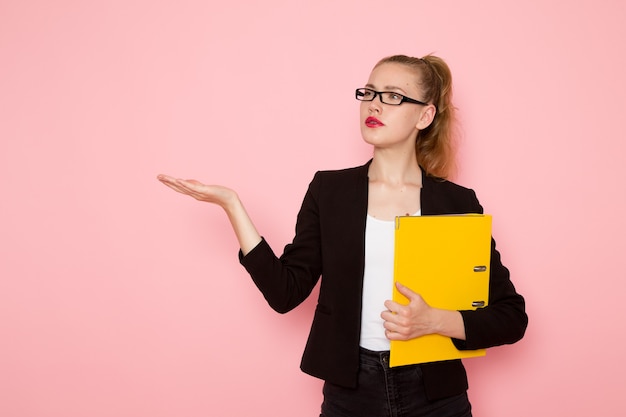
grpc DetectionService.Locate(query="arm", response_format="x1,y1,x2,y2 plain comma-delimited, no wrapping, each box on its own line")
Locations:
451,189,527,349
382,244,527,348
453,238,528,350
383,186,527,348
157,173,324,314
238,174,323,313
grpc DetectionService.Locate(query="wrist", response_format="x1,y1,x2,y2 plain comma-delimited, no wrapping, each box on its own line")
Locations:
222,191,242,213
431,309,466,340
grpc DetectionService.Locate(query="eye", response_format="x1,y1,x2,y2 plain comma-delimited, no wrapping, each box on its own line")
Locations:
362,89,374,99
383,92,403,103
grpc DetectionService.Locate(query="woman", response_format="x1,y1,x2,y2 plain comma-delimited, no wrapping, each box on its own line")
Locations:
158,54,527,417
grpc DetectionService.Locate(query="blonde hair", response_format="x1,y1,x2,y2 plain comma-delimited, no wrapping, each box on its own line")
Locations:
374,54,457,179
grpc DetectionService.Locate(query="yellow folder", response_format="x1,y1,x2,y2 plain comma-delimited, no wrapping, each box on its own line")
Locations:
389,214,492,367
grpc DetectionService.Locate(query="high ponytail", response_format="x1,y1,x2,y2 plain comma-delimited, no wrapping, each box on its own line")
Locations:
374,54,457,179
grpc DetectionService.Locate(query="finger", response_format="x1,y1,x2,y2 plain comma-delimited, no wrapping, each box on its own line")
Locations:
384,326,409,341
158,179,207,200
384,307,411,325
160,178,201,196
383,319,399,332
385,330,402,341
157,175,188,190
157,175,201,189
384,299,404,313
395,282,420,302
380,309,395,322
176,179,209,194
159,179,193,195
157,174,178,185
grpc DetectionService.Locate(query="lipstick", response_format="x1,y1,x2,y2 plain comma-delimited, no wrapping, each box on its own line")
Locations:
365,116,384,127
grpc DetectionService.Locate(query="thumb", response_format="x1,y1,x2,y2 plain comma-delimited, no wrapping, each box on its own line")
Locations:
395,281,420,301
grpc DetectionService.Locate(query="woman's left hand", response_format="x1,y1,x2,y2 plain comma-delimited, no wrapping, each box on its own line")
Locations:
381,282,436,341
382,282,467,341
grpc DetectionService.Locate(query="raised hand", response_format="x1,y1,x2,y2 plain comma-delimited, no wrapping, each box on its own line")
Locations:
157,175,238,209
156,174,262,255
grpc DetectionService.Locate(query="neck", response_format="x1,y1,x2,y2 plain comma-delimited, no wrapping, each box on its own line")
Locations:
369,149,422,186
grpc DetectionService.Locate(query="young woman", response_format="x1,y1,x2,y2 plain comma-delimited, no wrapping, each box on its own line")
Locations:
158,54,528,417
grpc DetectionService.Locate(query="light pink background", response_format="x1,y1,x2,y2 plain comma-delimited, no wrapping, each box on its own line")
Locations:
2,1,625,416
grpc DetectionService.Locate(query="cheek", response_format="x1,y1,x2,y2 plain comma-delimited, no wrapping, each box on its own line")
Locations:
388,112,417,129
359,102,370,118
400,112,421,130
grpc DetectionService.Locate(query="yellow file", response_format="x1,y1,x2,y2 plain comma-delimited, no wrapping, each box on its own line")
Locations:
390,214,492,367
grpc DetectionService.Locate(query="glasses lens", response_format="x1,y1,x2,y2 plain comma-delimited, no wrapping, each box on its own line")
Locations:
356,88,374,101
381,92,402,105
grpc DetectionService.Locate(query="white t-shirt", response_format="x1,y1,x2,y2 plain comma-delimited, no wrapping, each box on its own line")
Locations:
359,211,420,351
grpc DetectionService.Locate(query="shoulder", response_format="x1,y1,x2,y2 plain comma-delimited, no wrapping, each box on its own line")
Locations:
303,162,370,210
424,174,475,194
309,161,370,190
314,162,369,181
422,175,483,214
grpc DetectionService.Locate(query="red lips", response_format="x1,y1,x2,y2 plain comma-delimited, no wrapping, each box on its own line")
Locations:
365,116,384,127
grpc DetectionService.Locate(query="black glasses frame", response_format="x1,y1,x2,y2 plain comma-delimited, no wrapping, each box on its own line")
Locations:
355,88,429,106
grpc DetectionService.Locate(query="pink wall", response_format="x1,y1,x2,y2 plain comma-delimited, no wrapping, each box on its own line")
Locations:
2,1,625,415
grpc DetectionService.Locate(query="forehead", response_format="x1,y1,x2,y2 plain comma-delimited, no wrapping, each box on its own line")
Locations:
367,62,422,93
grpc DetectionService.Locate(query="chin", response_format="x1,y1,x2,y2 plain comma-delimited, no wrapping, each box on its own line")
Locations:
361,135,378,147
361,130,387,147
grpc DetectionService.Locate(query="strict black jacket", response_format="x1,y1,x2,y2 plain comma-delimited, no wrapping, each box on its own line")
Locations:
240,161,527,400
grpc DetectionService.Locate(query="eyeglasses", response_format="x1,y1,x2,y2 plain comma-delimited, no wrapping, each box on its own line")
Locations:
355,88,428,106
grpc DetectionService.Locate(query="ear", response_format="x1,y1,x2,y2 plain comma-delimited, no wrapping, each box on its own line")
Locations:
415,104,437,130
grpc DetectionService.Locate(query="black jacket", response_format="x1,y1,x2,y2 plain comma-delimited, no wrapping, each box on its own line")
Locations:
240,161,527,400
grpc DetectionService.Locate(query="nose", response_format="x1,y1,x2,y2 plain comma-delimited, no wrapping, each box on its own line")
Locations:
367,93,382,113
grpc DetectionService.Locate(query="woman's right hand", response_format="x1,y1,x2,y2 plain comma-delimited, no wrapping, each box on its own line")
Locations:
157,174,238,209
157,174,262,254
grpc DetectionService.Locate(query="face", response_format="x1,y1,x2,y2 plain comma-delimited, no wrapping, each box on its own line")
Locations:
359,62,435,150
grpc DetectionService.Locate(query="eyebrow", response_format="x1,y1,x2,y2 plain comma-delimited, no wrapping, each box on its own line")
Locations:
364,83,409,94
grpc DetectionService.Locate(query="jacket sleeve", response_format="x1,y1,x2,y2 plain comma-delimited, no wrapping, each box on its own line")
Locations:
452,193,528,350
238,173,323,314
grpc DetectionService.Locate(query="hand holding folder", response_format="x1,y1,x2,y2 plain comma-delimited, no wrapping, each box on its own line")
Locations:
389,214,492,367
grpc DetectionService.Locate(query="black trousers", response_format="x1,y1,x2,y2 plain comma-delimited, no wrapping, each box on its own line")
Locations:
320,348,472,417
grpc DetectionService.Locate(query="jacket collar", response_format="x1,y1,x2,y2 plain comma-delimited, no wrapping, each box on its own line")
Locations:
357,159,444,216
